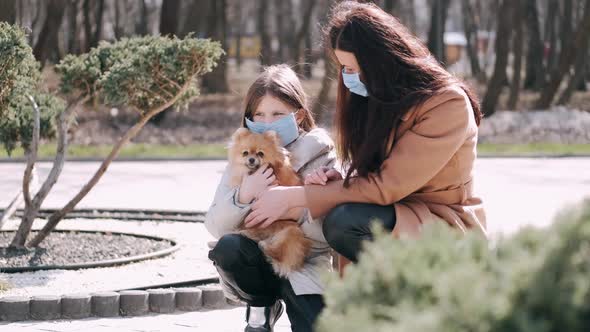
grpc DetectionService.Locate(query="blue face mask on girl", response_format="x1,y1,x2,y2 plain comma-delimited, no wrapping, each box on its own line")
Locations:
341,68,369,97
245,111,301,146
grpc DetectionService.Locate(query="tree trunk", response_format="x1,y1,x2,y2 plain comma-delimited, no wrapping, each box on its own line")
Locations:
312,56,338,125
10,96,85,248
201,0,229,93
523,0,544,90
10,96,40,248
0,191,23,230
28,82,193,247
0,0,16,23
275,0,285,62
136,0,149,35
235,0,243,70
557,46,588,104
293,0,316,75
180,0,209,37
545,0,559,74
159,0,180,36
535,0,590,109
67,1,80,54
303,32,313,79
257,0,272,66
461,0,485,82
481,0,515,117
508,0,524,110
384,0,398,14
427,0,451,65
33,0,67,66
114,0,123,39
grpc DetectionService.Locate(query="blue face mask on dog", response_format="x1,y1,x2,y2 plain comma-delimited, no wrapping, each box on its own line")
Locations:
245,111,300,146
342,68,369,97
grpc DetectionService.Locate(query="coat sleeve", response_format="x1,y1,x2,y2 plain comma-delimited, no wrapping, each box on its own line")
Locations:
304,90,471,218
298,149,337,244
204,166,251,238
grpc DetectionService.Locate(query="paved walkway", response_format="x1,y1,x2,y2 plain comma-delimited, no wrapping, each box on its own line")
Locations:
1,158,590,331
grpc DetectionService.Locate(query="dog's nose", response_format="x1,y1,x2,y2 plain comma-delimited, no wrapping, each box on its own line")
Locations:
248,158,256,164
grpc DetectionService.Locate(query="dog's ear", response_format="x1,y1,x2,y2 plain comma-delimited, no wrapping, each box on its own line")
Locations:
263,130,281,146
232,127,250,141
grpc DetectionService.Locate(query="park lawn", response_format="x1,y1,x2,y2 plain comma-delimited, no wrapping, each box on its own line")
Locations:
0,143,589,160
477,143,590,156
0,143,228,159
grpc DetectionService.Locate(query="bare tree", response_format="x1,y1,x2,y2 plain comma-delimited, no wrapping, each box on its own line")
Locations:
481,0,515,117
0,0,16,23
523,0,544,90
427,0,451,65
257,0,272,66
461,0,485,82
557,46,589,104
293,0,317,75
159,0,180,36
33,0,67,66
536,0,590,108
508,0,524,110
136,0,149,35
384,0,399,14
202,0,229,93
544,0,559,74
83,0,105,51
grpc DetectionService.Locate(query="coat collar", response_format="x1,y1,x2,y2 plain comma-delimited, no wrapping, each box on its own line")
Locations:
287,128,334,172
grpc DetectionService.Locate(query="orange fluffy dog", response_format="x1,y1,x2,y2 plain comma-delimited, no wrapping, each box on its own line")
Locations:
228,128,311,277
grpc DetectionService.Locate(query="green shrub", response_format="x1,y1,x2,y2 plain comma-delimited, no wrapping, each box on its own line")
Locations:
0,23,65,155
317,200,590,332
56,34,223,113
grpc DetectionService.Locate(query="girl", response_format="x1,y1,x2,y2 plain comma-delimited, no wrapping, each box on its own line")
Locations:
245,2,487,271
205,65,336,332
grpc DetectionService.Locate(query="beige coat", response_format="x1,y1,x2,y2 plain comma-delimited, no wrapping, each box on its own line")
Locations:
304,85,486,239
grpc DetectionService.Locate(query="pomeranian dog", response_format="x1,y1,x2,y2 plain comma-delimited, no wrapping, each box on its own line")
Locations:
228,128,311,277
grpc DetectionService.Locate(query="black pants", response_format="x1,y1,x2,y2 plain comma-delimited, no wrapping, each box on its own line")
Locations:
322,203,397,263
208,234,324,332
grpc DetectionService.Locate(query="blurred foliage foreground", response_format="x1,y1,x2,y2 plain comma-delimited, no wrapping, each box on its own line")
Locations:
318,199,590,332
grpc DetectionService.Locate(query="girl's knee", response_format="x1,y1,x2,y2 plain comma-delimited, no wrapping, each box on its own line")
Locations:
208,234,244,269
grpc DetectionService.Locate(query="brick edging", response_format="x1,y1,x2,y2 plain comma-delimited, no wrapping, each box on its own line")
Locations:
0,284,234,322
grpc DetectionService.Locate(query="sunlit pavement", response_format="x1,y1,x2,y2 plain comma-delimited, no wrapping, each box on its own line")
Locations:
1,158,589,331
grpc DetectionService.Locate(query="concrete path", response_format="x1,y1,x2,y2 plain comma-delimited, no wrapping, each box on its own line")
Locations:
1,158,589,331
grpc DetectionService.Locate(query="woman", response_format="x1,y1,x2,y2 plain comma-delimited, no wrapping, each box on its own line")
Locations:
244,2,486,271
205,65,336,332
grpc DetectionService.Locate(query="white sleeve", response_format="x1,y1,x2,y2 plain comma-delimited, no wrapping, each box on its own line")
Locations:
204,166,251,239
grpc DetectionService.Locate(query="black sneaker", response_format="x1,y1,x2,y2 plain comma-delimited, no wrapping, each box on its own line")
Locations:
244,301,284,332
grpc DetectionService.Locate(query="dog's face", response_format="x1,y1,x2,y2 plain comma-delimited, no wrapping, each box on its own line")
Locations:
228,128,286,172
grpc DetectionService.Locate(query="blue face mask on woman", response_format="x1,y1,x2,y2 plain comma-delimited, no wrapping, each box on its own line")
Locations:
245,111,300,146
342,68,369,97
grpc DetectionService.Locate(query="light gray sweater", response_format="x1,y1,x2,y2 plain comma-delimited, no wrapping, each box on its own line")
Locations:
204,128,337,295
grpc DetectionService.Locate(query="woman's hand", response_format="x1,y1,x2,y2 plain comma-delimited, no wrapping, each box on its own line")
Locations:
238,164,276,204
304,166,343,185
245,186,303,228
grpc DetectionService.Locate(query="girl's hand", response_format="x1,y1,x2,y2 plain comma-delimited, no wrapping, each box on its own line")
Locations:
304,166,343,185
238,164,276,204
244,186,293,228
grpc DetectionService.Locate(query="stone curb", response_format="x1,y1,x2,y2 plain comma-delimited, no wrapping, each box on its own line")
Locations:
0,285,231,322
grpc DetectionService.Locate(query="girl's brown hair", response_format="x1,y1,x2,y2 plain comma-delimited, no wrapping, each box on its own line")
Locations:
242,64,316,132
325,1,483,186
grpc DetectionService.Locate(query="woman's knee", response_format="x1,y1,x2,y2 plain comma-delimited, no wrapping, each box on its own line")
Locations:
322,204,356,249
208,233,244,270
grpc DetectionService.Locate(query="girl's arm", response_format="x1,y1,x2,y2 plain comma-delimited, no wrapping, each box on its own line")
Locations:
204,166,252,238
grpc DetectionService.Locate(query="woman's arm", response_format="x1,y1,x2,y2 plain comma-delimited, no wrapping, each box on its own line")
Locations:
304,91,472,218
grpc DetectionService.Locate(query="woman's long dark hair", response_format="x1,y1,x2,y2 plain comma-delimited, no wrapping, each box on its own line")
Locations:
325,1,483,186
